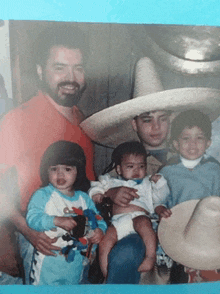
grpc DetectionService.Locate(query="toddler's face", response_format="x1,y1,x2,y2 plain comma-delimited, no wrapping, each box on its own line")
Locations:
48,164,77,195
116,154,146,180
173,126,211,160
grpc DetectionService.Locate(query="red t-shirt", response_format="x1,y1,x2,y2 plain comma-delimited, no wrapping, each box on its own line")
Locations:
0,91,95,212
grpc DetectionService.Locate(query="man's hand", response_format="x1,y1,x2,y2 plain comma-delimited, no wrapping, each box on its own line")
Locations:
89,228,104,244
104,186,139,207
155,205,172,219
54,216,77,232
27,230,61,256
10,209,61,256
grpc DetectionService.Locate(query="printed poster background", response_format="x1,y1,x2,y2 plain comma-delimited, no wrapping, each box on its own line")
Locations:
2,0,220,293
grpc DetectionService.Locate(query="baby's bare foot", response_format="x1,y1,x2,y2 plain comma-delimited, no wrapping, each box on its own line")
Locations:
138,255,156,272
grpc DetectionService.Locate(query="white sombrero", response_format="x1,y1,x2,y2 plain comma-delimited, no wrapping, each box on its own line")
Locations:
80,58,220,148
158,196,220,270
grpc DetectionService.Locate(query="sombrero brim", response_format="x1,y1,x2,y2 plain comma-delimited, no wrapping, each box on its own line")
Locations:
80,87,220,148
158,199,220,270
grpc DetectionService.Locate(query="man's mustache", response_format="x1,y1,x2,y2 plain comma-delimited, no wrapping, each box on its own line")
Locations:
58,81,80,89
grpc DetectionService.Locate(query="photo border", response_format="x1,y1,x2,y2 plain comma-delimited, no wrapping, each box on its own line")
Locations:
2,0,220,293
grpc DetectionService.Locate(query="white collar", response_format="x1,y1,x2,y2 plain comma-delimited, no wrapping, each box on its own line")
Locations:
180,156,203,169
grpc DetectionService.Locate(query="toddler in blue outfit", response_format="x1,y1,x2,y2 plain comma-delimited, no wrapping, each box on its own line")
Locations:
26,140,107,285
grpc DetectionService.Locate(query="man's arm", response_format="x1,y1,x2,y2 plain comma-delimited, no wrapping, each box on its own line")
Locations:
0,167,60,256
89,174,139,206
0,111,62,256
11,209,60,256
104,186,139,206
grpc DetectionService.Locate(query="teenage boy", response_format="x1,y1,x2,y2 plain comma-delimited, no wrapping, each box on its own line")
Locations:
102,110,172,284
132,110,171,175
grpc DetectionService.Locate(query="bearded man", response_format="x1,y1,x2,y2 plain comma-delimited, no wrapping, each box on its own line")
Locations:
0,25,95,284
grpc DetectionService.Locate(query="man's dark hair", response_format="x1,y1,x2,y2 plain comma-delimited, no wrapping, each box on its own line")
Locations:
34,24,89,68
103,141,147,174
133,110,172,121
40,140,90,192
170,109,212,142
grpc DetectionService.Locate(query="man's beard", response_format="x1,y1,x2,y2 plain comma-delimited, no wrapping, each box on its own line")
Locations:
41,79,86,107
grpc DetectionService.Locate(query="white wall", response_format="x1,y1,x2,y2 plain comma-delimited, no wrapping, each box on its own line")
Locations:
0,20,12,99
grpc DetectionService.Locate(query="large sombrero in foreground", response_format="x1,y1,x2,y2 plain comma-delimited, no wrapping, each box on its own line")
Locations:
158,196,220,270
80,58,220,148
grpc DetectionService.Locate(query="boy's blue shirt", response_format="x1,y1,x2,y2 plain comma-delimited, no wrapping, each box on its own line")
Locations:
160,155,220,208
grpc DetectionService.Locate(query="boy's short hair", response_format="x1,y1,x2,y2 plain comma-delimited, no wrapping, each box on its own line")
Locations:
103,141,147,174
170,110,212,141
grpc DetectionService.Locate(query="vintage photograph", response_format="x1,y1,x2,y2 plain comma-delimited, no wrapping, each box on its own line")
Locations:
1,19,220,286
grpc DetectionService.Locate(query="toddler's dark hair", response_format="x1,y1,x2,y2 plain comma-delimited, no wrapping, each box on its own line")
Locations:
103,141,147,174
170,110,212,142
40,140,90,192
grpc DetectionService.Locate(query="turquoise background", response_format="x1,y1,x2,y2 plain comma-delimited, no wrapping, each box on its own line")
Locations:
2,0,220,25
2,0,220,293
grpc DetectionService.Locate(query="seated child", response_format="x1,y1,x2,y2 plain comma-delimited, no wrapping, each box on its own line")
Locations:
26,140,107,285
155,110,220,283
89,141,170,277
155,109,220,218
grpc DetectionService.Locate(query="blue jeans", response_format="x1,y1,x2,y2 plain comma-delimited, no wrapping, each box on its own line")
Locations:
18,233,34,285
106,234,145,284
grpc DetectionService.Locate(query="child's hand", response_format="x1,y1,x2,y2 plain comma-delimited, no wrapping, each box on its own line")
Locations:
150,174,161,183
88,228,104,244
54,216,77,232
92,193,105,203
155,205,172,219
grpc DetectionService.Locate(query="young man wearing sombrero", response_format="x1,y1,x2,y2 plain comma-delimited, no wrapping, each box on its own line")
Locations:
132,110,171,175
131,58,172,175
80,57,220,284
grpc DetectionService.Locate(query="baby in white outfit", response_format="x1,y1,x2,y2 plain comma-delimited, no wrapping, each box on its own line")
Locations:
89,141,169,277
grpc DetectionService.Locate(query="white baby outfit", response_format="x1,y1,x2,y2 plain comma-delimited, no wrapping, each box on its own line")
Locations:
89,173,169,240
